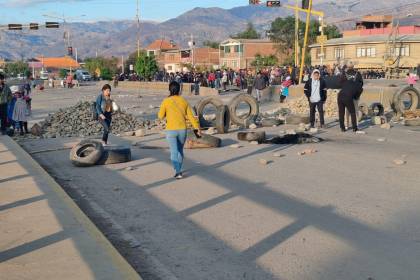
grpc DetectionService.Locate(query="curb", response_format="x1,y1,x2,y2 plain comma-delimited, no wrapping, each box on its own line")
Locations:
5,136,142,280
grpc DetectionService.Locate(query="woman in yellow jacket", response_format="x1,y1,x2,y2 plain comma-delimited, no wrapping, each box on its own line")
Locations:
158,81,201,179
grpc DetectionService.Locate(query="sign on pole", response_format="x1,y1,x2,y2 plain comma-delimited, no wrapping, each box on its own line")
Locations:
316,35,327,44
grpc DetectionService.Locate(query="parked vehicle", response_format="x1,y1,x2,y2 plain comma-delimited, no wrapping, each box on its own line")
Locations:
40,70,49,80
75,69,92,81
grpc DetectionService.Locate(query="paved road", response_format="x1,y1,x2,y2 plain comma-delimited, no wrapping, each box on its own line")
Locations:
13,82,420,279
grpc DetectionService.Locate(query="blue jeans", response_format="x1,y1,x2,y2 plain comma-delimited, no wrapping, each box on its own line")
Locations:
166,129,187,174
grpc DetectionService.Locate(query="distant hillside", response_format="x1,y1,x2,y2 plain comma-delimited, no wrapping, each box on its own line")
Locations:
0,0,418,60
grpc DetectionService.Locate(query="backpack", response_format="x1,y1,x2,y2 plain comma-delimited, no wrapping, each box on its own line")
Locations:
91,101,98,121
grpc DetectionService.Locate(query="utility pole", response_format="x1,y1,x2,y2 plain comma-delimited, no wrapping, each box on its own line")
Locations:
298,0,313,84
136,0,141,57
294,0,299,67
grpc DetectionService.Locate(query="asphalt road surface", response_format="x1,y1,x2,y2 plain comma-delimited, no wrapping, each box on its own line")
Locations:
17,83,420,280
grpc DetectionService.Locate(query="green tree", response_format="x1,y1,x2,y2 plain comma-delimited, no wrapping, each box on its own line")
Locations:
233,22,260,39
251,54,279,70
4,61,29,77
83,57,118,79
58,69,68,79
134,51,158,81
268,16,341,64
203,40,220,49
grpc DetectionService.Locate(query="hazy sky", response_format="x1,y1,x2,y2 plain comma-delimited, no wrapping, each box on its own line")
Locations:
0,0,249,24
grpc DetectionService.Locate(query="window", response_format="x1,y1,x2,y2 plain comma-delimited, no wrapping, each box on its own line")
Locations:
167,65,173,71
356,46,376,57
232,61,237,68
148,50,155,56
334,48,344,59
234,45,240,53
224,46,231,53
169,54,175,60
391,45,410,57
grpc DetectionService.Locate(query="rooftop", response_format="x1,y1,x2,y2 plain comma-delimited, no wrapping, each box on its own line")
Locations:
35,56,80,69
146,39,178,50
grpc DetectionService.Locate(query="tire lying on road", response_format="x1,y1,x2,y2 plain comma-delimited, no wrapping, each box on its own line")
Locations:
185,130,221,149
261,118,282,127
196,97,224,128
96,145,132,165
370,102,385,116
285,115,310,125
237,131,266,143
70,140,104,167
215,105,230,134
404,118,420,126
392,86,420,114
228,94,259,127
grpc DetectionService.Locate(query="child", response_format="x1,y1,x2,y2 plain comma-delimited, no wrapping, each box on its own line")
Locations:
280,76,293,103
11,86,29,135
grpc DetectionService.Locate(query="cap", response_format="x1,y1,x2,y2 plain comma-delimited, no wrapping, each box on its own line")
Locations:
10,85,24,93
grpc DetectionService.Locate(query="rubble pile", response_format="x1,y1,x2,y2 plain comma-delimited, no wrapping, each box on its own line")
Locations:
287,89,339,118
403,110,420,120
39,102,165,138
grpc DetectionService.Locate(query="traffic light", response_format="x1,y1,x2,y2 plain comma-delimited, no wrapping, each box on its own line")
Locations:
302,0,309,9
45,22,59,28
249,0,262,5
8,24,22,30
266,1,281,7
29,23,39,30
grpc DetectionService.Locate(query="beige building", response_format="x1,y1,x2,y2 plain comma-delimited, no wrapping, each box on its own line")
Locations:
310,18,420,70
219,39,283,70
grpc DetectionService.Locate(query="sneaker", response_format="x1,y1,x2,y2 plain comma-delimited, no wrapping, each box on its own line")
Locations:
341,128,346,132
175,173,183,180
353,128,359,132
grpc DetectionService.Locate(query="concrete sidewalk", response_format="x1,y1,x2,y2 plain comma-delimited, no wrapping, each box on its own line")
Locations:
0,135,141,280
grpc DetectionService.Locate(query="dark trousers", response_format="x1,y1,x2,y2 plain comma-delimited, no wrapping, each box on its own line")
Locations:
338,99,357,130
0,103,8,132
247,86,253,95
309,101,325,127
18,121,28,134
99,117,112,143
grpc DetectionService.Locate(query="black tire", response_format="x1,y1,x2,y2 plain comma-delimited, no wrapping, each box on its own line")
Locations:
229,94,259,126
370,102,385,116
392,86,420,114
405,119,420,127
285,115,310,125
261,118,282,127
237,131,266,143
97,145,132,165
215,105,230,134
196,97,224,128
70,140,104,167
186,130,221,148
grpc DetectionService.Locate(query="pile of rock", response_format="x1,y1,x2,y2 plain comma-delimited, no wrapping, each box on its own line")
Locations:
287,89,339,118
38,101,165,138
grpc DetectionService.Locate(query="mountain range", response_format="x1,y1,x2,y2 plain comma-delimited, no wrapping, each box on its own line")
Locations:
0,0,418,60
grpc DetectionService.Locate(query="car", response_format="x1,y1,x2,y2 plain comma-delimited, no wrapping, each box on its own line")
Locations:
17,73,25,80
40,70,49,80
75,70,92,81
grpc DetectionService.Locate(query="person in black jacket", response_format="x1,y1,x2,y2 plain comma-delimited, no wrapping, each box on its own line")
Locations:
304,69,327,128
338,62,363,132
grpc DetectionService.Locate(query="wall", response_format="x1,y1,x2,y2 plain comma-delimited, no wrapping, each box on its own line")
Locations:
117,81,219,96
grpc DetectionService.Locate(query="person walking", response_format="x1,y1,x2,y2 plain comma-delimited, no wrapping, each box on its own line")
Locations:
338,62,363,132
0,73,12,135
253,72,266,102
246,70,255,95
304,69,327,128
158,81,201,179
11,85,29,136
96,84,118,145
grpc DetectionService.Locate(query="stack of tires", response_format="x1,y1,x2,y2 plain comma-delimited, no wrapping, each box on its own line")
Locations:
195,94,260,133
70,140,131,167
391,86,420,127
